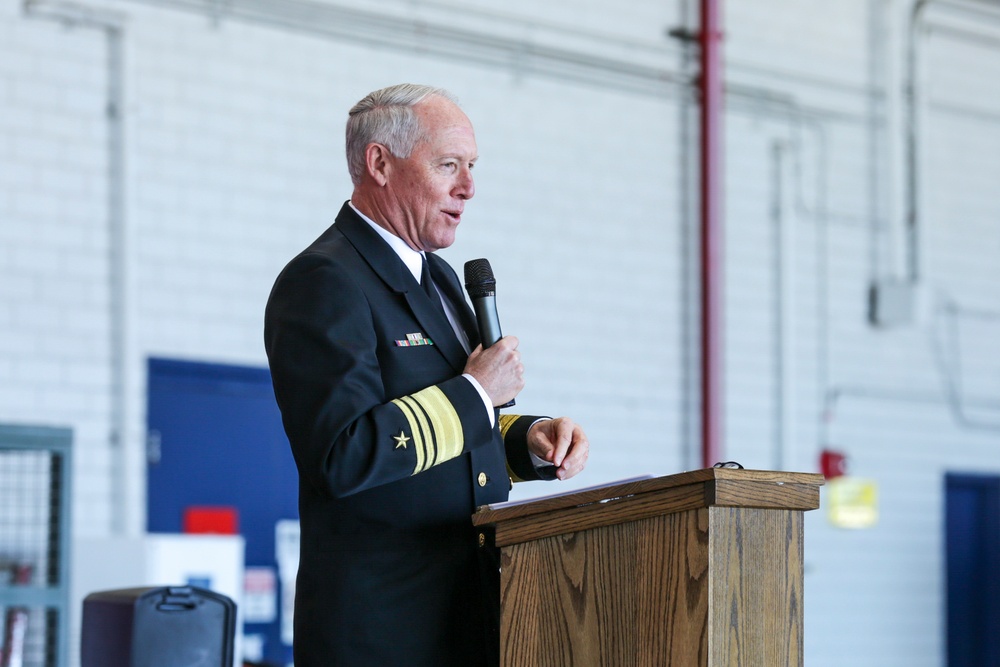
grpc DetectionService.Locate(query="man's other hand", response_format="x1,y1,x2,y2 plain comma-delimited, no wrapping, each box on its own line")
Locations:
527,417,589,481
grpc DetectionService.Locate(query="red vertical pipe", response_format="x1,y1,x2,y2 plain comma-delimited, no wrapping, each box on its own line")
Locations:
699,0,724,468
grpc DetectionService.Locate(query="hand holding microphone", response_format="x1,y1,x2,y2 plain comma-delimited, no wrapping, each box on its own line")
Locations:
463,258,519,408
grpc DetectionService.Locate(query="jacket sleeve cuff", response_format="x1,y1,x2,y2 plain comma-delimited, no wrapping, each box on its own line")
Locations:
461,373,496,428
498,414,552,482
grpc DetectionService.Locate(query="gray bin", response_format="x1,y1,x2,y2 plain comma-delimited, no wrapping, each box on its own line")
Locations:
81,586,235,667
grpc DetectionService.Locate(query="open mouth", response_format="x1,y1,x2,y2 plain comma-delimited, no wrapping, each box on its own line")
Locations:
443,210,462,223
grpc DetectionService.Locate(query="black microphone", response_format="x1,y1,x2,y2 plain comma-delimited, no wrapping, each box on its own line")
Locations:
464,258,503,348
464,258,514,408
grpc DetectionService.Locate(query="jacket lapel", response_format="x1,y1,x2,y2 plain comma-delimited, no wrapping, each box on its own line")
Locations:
335,204,470,374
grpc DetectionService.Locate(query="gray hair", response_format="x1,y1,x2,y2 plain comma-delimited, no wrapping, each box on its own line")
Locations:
346,83,459,186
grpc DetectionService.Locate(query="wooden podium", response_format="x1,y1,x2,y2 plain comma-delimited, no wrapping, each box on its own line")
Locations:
472,468,824,666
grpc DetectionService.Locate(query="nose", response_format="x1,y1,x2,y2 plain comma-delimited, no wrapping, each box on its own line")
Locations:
456,166,475,200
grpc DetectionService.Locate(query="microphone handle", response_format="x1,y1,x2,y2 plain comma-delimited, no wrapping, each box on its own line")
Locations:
471,295,502,347
470,294,515,408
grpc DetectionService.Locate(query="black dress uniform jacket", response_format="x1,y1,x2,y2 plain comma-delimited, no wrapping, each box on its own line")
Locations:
264,203,546,667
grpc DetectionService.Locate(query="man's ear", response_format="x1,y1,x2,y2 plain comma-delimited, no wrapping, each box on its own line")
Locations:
365,143,392,187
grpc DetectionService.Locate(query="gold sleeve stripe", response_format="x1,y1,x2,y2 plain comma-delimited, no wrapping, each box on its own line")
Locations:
393,396,430,473
400,395,438,470
392,386,464,475
416,387,463,464
498,414,520,440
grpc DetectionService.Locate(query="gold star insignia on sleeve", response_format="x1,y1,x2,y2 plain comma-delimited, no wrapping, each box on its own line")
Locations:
393,431,410,449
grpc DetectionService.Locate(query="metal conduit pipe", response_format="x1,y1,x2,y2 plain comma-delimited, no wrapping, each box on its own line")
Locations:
927,299,1000,432
674,0,701,472
867,0,888,287
23,0,132,535
906,0,933,284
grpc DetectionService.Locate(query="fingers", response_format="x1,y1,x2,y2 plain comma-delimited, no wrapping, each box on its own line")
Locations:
555,425,589,480
528,418,590,480
548,419,575,467
501,337,524,379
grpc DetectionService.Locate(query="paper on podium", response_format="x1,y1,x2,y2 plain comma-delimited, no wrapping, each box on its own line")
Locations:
481,475,655,511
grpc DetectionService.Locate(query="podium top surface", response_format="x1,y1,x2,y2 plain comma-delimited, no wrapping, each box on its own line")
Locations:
473,468,824,528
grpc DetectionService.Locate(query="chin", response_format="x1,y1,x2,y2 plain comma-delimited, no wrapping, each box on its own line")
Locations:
429,232,458,251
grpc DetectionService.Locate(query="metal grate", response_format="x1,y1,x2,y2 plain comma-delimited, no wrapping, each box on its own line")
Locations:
0,607,59,666
0,440,67,667
0,450,57,589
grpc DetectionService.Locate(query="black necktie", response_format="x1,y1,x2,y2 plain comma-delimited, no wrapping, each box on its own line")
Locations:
422,254,474,352
421,255,445,315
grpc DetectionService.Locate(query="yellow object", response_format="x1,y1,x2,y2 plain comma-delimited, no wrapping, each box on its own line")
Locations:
827,477,879,529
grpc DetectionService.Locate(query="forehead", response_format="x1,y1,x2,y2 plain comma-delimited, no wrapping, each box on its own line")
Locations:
413,97,478,157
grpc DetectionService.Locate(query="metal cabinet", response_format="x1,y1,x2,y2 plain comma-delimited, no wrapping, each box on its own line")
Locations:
0,425,72,667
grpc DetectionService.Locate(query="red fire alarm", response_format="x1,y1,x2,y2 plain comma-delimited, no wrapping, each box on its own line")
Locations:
820,449,848,479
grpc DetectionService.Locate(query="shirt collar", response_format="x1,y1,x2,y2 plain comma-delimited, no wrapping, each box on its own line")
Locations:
349,201,424,283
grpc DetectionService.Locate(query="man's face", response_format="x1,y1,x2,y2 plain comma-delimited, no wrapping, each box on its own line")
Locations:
383,96,478,252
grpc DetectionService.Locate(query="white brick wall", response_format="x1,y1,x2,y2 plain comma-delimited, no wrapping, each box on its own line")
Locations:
3,0,1000,664
1,0,113,542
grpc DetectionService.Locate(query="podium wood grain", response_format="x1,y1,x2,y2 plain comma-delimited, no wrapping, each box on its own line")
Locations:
474,469,821,666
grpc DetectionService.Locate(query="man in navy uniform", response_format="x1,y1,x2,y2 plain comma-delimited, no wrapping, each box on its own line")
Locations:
264,83,590,666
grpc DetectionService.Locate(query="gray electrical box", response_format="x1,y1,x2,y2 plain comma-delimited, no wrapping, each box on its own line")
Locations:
869,279,918,328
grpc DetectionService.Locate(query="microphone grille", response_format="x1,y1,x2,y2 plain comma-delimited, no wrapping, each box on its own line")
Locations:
464,258,496,298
